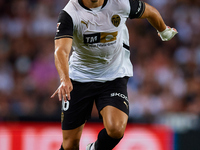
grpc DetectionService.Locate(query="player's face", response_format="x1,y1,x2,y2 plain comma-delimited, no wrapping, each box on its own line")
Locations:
83,0,103,8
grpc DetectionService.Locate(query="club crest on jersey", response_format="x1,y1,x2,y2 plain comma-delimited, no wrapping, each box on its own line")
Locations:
111,15,121,27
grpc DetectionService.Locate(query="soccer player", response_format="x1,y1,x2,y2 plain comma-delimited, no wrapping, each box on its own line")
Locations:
51,0,178,149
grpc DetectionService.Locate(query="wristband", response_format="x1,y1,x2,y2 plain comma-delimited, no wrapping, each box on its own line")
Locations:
158,26,178,41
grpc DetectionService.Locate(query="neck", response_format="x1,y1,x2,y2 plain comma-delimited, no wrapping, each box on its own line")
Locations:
82,0,104,8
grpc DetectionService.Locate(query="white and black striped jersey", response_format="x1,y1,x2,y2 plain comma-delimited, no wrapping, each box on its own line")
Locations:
55,0,145,82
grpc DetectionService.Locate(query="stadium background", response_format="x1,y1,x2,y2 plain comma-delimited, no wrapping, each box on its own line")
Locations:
0,0,200,149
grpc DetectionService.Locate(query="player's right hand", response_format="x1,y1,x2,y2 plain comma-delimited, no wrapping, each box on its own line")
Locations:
50,79,73,101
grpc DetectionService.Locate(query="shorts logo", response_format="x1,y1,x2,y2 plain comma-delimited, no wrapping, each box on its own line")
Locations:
61,112,64,123
123,101,129,109
111,15,121,27
110,92,128,102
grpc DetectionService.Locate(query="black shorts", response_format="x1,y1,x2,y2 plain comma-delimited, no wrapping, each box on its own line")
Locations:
61,77,129,130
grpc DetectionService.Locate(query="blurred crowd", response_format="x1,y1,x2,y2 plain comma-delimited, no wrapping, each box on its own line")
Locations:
0,0,200,124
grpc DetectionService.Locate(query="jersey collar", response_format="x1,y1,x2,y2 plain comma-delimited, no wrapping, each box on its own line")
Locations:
101,0,108,8
78,0,108,11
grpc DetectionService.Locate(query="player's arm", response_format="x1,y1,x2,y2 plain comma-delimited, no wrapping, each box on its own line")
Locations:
129,0,177,41
51,10,73,101
140,3,166,32
51,38,73,101
140,3,178,41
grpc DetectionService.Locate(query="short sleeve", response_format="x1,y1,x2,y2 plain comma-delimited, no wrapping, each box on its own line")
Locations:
129,0,145,19
55,10,74,40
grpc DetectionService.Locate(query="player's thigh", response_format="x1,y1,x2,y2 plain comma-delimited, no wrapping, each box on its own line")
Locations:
96,76,129,131
61,80,95,130
62,124,85,148
100,105,128,138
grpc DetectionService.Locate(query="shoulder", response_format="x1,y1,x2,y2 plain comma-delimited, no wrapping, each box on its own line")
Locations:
112,0,131,9
105,0,131,15
62,0,80,24
63,0,79,14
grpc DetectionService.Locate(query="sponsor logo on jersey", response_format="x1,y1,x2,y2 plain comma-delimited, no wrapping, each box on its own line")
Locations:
84,33,101,44
83,31,118,44
110,92,128,102
57,22,61,32
111,15,121,27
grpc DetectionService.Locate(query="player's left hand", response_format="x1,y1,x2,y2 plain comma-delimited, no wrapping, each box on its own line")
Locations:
50,79,73,101
158,26,178,41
